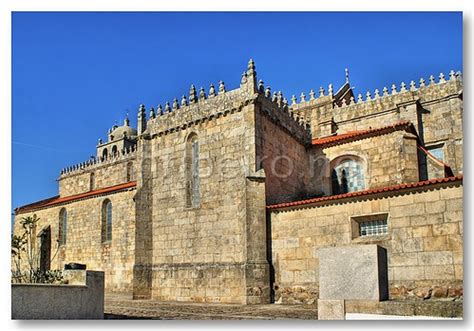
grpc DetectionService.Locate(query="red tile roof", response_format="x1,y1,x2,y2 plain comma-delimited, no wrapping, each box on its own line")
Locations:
312,121,415,147
15,181,137,215
267,175,463,210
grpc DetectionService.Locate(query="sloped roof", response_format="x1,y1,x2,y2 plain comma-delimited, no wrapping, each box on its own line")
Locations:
15,181,137,215
312,121,415,147
267,175,463,211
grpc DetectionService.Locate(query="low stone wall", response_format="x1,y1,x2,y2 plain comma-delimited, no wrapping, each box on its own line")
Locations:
12,270,104,319
270,182,463,304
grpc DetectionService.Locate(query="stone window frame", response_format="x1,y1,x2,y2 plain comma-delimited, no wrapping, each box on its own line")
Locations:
101,199,113,243
184,132,201,209
330,154,368,195
350,212,390,243
58,208,67,247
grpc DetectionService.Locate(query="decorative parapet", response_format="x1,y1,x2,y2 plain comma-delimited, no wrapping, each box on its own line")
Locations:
143,58,309,143
256,88,312,145
332,71,462,122
145,88,255,137
59,146,137,177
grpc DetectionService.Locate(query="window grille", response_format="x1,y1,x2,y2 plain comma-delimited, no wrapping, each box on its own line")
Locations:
359,219,388,237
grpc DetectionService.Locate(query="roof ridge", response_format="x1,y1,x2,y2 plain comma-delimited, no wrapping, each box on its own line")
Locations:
15,181,137,214
267,175,463,210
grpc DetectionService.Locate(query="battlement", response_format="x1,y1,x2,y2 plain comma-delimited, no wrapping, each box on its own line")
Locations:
59,145,137,177
141,59,309,143
333,70,462,120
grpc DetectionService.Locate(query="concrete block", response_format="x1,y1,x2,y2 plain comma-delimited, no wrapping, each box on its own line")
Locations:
318,299,345,320
318,245,388,301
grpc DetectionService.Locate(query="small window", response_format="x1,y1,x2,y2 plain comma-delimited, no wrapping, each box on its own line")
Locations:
351,213,389,239
185,133,200,207
101,199,112,243
332,156,365,194
58,208,67,246
427,144,444,161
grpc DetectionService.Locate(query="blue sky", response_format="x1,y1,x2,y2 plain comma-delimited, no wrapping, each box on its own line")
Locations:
12,12,462,212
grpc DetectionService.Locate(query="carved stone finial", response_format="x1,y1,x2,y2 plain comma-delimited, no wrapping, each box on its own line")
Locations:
410,80,416,91
341,98,347,106
199,87,206,100
366,91,371,101
98,138,102,145
139,104,146,113
439,72,446,83
391,84,397,94
400,82,407,92
258,80,265,93
164,101,171,113
300,92,306,102
247,58,256,73
265,86,272,99
173,98,179,110
357,93,363,102
241,72,248,84
157,104,163,115
328,84,333,95
449,70,456,80
319,86,325,97
429,75,435,85
189,84,197,103
209,84,216,97
419,78,426,88
218,81,225,94
283,97,288,107
149,107,156,119
181,95,188,107
272,92,277,102
374,89,380,99
350,96,355,104
276,91,283,107
382,87,389,96
309,89,315,100
345,68,350,84
290,95,296,105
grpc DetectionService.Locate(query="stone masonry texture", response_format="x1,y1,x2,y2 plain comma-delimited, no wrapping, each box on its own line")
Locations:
13,60,463,309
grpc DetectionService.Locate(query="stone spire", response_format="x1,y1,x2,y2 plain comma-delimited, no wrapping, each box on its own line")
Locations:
241,58,258,93
137,104,147,135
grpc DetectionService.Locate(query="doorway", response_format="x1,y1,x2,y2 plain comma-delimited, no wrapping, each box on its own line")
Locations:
38,226,51,273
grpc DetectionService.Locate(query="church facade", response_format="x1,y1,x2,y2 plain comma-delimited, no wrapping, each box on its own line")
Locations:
13,60,463,304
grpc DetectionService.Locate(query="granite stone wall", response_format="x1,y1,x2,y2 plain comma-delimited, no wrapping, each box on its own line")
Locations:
13,188,136,294
269,182,463,304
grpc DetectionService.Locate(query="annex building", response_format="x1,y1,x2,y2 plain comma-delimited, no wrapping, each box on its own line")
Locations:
14,60,463,305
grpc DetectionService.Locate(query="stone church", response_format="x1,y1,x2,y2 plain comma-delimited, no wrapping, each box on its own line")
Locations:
14,59,463,304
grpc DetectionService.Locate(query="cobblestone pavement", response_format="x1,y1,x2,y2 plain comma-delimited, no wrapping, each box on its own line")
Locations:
105,294,317,320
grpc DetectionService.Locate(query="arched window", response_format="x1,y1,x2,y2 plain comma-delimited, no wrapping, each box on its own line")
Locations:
90,172,95,191
58,208,67,246
331,156,365,194
185,133,200,207
126,162,134,182
102,148,108,160
111,145,118,156
101,199,112,243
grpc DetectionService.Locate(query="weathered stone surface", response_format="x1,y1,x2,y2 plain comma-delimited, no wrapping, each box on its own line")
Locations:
13,61,463,308
318,245,388,301
12,271,104,319
318,299,345,320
